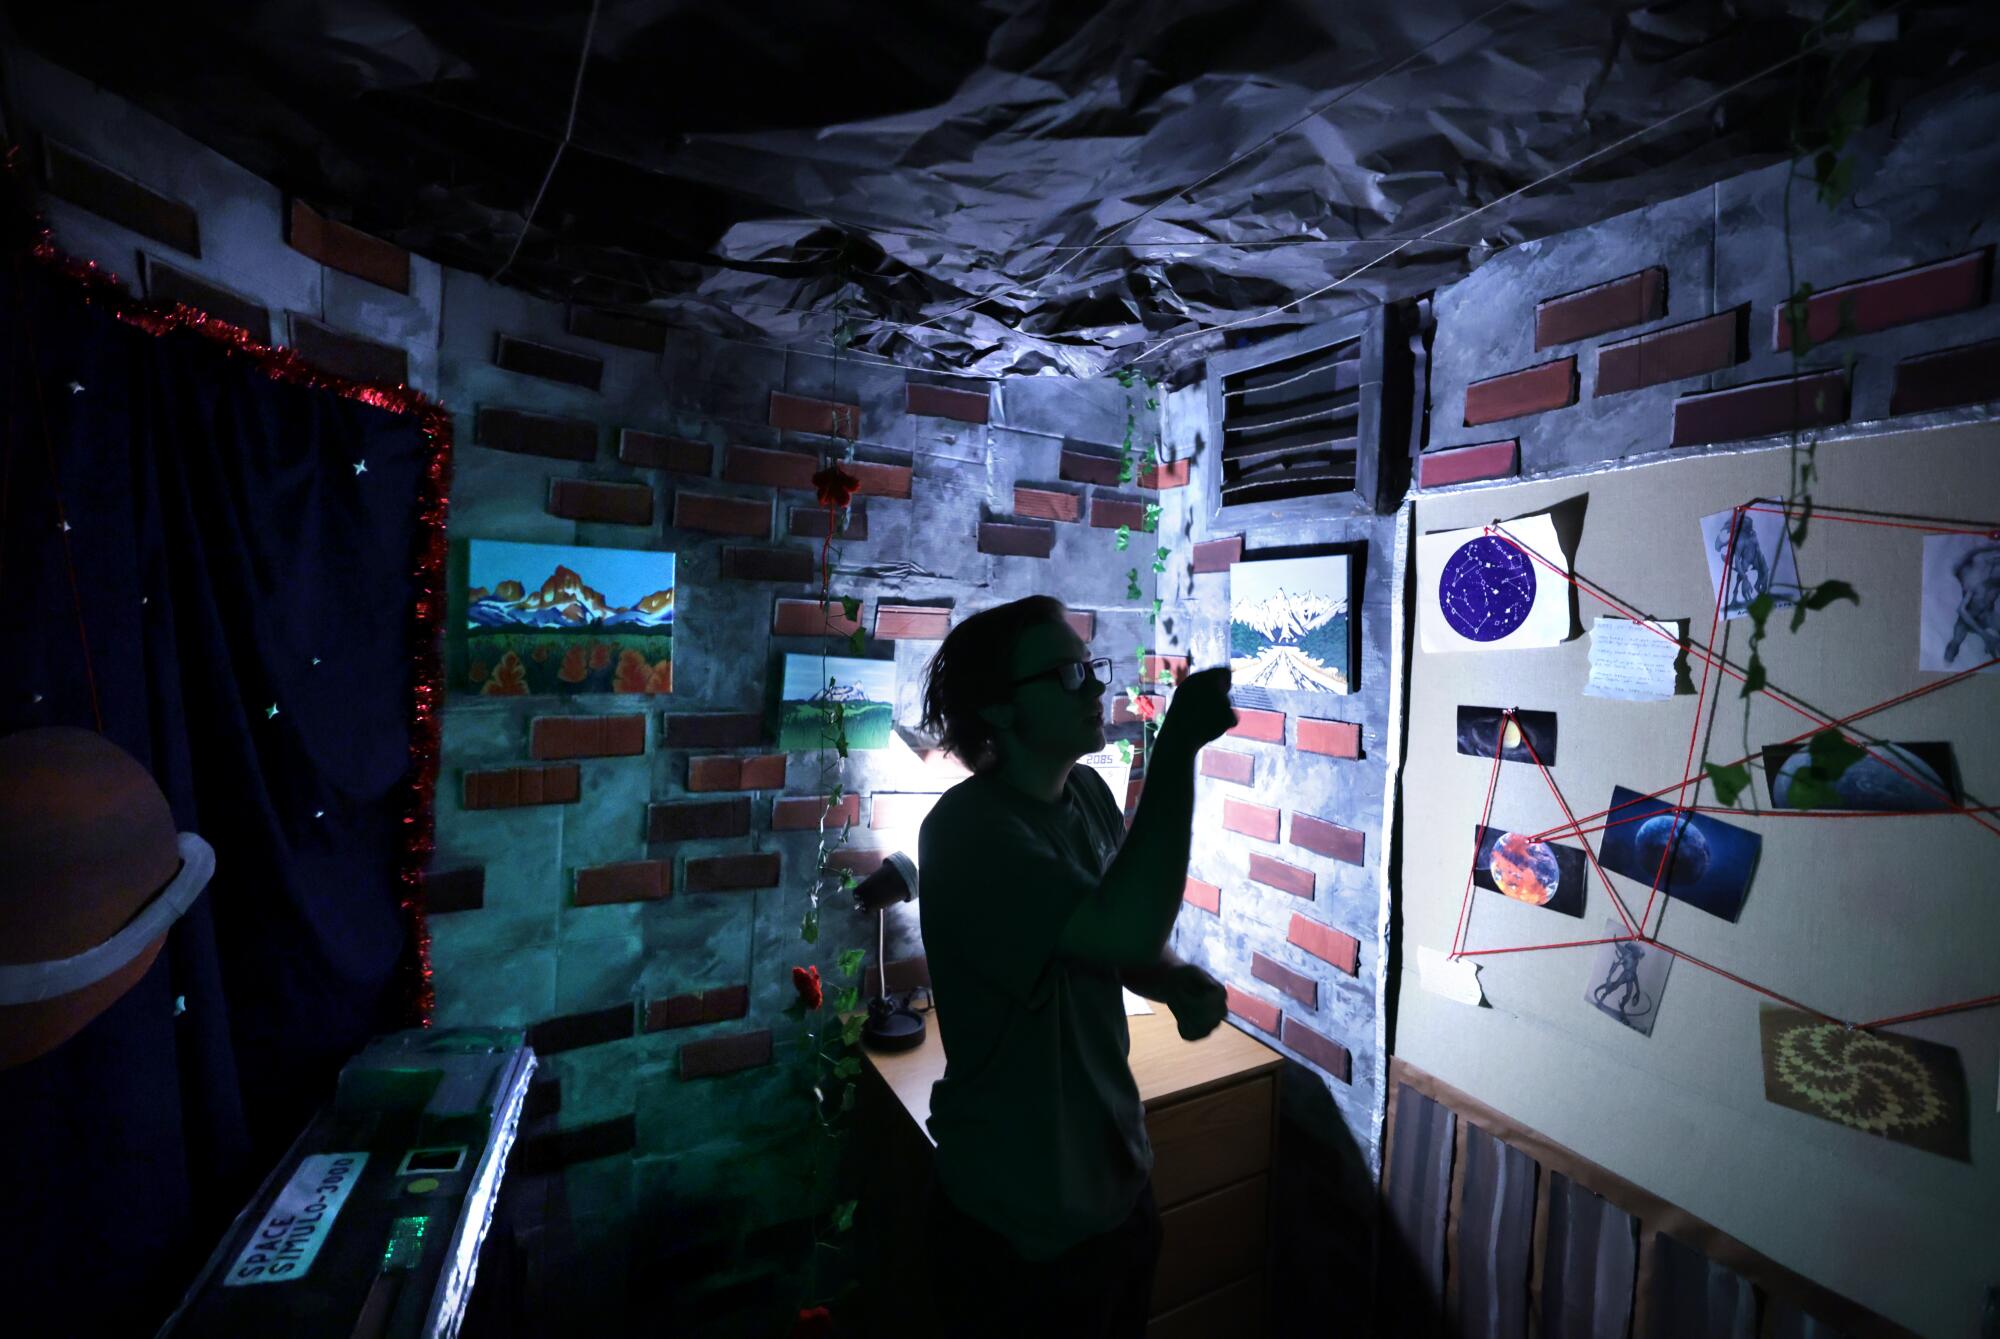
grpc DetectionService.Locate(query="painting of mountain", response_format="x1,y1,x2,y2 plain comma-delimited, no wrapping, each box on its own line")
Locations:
464,539,674,696
779,654,897,751
1228,554,1352,694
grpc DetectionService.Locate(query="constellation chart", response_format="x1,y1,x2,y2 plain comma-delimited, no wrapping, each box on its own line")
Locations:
1439,534,1538,642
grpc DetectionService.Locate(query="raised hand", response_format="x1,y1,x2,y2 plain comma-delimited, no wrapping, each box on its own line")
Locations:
1156,666,1237,755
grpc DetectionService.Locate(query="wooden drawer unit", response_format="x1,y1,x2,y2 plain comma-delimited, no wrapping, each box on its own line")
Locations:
1147,1266,1269,1339
1151,1173,1269,1313
1146,1073,1274,1209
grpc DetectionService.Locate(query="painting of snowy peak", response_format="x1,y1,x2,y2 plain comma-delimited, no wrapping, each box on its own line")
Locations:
464,539,674,696
1229,554,1353,695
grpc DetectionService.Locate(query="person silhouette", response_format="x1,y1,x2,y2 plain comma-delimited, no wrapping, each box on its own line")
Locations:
915,596,1236,1338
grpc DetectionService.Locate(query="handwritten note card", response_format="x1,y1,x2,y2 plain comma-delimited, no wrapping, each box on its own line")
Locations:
1585,617,1681,701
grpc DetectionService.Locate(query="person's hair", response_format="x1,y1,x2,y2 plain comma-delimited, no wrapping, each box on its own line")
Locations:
920,595,1071,771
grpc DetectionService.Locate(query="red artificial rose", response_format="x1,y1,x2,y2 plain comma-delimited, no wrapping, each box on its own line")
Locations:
812,463,861,510
1131,693,1162,722
792,965,823,1011
791,1305,834,1338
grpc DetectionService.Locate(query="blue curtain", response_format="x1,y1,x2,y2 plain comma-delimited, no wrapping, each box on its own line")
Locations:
0,250,431,1335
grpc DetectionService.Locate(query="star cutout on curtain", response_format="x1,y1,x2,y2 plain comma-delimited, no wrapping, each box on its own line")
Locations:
311,657,321,666
65,381,83,394
266,703,280,720
353,460,368,475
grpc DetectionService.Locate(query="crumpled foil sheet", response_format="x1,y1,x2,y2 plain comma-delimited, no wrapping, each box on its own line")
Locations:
12,0,1994,379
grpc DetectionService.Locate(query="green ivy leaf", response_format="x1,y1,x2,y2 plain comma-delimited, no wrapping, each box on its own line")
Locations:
1145,397,1158,410
1746,591,1776,637
1740,651,1768,699
1143,502,1162,528
840,595,861,620
1115,524,1131,551
1115,740,1133,764
1806,727,1868,778
1115,369,1136,387
846,628,865,655
1151,597,1164,619
836,947,867,977
1801,580,1859,612
1789,494,1814,549
1126,569,1142,600
834,985,860,1013
1784,283,1816,357
833,1056,861,1080
1704,761,1752,807
837,868,859,892
840,1082,857,1114
1787,768,1844,810
801,907,820,944
841,1014,866,1046
1118,460,1134,484
832,1199,858,1232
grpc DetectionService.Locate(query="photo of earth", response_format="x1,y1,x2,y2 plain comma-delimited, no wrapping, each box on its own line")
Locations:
1762,740,1959,812
1598,785,1760,921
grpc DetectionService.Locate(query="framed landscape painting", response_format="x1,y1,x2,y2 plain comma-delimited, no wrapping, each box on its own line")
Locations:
1229,554,1352,693
465,539,675,695
778,654,896,751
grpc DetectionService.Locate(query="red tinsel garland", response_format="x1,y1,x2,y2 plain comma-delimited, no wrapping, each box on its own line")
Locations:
16,203,452,1027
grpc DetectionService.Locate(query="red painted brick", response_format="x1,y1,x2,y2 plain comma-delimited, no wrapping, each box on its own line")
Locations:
1222,799,1281,842
687,756,743,792
875,605,951,640
684,853,782,892
569,307,670,354
1288,914,1359,975
618,429,712,475
1014,486,1082,522
1291,813,1365,866
723,444,818,491
423,866,485,914
702,984,751,1022
870,793,940,830
1138,458,1190,490
663,714,763,748
1200,749,1255,785
906,383,989,422
772,597,864,638
1064,610,1096,642
288,315,408,387
43,141,200,255
789,502,868,540
495,334,603,391
1281,1016,1351,1083
1248,853,1314,897
1059,449,1124,486
475,407,597,461
1141,655,1189,687
1535,267,1666,348
647,798,752,842
463,764,581,810
1251,952,1318,1008
848,459,914,499
530,714,646,760
825,847,890,876
526,1004,633,1055
1464,357,1577,426
644,984,751,1032
1670,371,1847,447
288,199,410,292
1774,250,1990,351
979,521,1055,558
1891,338,2000,416
769,392,859,439
679,1029,774,1079
739,755,787,790
772,793,859,830
1418,440,1518,489
573,859,672,906
1091,496,1153,531
145,259,269,341
720,545,815,583
1125,777,1144,811
674,490,770,537
1595,311,1740,395
546,478,654,526
1183,877,1221,915
1297,718,1362,760
1226,707,1285,743
1190,535,1243,574
1224,984,1281,1035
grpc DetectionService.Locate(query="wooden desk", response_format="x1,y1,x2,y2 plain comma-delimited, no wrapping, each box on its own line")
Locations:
855,1005,1285,1338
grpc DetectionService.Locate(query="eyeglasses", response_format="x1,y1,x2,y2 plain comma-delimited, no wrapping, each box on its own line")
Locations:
1010,656,1114,694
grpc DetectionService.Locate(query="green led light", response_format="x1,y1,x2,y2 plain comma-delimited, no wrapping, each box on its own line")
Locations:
382,1214,430,1271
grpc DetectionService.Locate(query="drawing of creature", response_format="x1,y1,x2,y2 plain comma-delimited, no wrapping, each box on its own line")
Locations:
1713,516,1769,614
1942,543,2000,664
1592,940,1651,1021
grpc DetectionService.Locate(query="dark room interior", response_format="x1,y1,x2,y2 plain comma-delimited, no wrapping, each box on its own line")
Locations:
1,2,1996,1336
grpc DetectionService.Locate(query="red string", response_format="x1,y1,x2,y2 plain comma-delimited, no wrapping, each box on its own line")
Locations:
1739,503,1998,537
1512,713,1640,936
1448,711,1508,958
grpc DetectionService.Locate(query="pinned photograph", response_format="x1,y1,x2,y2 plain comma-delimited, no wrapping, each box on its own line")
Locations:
1455,706,1558,765
1417,513,1572,653
1471,825,1586,917
778,655,897,750
1228,554,1352,693
1919,534,2000,674
1583,922,1671,1036
1759,1007,1969,1160
1699,505,1802,621
1761,739,1959,812
1598,786,1760,922
465,539,674,695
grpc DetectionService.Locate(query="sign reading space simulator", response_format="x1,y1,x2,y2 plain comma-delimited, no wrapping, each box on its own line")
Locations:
222,1152,369,1286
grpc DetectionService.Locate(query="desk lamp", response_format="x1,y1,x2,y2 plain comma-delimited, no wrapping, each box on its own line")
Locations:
850,851,926,1052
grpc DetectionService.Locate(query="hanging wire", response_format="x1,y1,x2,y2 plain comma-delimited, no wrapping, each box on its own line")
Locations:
491,0,601,286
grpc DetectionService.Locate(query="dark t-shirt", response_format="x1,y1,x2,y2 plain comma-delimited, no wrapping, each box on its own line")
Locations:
917,763,1154,1262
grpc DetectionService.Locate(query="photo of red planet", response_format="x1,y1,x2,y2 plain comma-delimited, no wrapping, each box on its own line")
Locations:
1472,824,1587,917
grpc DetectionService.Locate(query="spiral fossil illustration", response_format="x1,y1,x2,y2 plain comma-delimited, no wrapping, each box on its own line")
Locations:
1770,1022,1946,1135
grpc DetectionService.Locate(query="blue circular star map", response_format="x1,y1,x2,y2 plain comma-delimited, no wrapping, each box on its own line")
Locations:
1438,535,1538,641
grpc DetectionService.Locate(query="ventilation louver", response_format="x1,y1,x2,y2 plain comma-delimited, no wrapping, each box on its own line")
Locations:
1217,335,1363,507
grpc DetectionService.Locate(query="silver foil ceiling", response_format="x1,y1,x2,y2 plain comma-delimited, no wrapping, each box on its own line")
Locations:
6,0,1994,379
